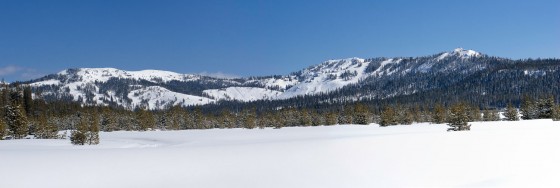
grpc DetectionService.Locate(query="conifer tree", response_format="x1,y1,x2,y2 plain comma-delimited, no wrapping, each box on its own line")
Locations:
447,103,471,131
468,105,482,122
325,112,337,126
537,96,555,119
35,113,58,139
5,102,29,139
242,108,257,129
504,103,519,121
379,106,396,127
87,110,100,145
137,109,155,131
0,117,6,139
552,103,560,121
299,108,312,126
71,115,88,145
353,103,370,125
432,103,446,124
521,95,538,119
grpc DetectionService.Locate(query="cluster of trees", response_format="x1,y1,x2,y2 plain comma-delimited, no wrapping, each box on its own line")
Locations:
2,81,560,144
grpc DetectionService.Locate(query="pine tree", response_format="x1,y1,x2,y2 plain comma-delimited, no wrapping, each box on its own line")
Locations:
87,109,100,145
379,106,396,127
5,103,29,139
299,108,312,126
35,113,58,139
242,108,257,129
521,95,538,119
137,109,155,131
0,117,6,139
468,105,482,122
325,112,337,126
482,108,499,121
447,103,471,131
71,115,88,145
504,103,519,121
552,103,560,121
538,96,555,119
353,103,370,125
432,103,446,124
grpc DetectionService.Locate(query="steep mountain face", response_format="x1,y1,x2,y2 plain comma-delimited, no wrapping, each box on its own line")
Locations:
25,48,560,109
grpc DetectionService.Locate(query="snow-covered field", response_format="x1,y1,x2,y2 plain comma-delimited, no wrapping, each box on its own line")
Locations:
2,120,560,188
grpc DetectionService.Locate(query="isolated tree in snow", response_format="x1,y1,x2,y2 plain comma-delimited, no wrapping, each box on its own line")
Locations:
447,103,471,131
432,103,446,124
504,103,519,121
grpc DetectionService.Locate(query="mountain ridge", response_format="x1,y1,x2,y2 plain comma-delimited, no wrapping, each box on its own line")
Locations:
24,48,560,110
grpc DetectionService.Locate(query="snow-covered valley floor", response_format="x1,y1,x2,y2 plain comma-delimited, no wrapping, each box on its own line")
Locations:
2,120,560,188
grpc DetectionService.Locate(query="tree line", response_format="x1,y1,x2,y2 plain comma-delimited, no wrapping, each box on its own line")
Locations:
2,82,559,145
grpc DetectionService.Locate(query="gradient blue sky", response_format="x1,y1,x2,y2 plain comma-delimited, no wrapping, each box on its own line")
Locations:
1,0,559,81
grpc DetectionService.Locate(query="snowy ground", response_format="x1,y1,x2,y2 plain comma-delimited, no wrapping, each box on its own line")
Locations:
2,119,560,188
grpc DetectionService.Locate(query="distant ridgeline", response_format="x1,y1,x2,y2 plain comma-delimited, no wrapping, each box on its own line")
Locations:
20,48,560,112
0,48,560,140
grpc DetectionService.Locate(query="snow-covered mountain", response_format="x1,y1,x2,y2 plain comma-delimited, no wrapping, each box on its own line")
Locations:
25,48,558,109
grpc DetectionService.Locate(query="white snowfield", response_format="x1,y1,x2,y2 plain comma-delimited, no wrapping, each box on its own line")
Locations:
2,119,560,188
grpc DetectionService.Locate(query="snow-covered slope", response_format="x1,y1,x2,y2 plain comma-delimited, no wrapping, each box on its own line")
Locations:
129,86,214,110
203,87,283,102
279,58,370,98
25,48,512,109
3,120,560,188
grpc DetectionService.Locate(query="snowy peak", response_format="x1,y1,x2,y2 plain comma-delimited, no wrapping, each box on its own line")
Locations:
451,48,482,58
58,68,200,83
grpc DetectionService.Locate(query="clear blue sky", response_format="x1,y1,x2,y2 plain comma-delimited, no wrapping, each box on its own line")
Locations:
1,0,558,82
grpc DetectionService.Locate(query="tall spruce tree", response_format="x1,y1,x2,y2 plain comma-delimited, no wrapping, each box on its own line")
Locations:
552,103,560,121
379,106,396,127
5,103,29,139
447,103,471,131
520,95,538,119
71,115,88,145
353,103,370,125
0,117,6,139
504,103,519,121
432,103,446,124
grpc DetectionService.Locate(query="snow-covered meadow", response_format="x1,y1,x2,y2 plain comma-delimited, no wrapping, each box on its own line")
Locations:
2,119,560,188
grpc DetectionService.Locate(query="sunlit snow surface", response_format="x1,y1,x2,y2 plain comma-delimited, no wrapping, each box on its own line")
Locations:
2,120,560,188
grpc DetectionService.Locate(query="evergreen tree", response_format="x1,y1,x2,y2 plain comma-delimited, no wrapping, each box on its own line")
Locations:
467,105,482,122
71,115,88,145
5,103,29,139
521,95,538,119
447,103,471,131
325,112,337,126
504,103,519,121
432,103,446,124
379,106,396,127
537,96,555,119
242,108,256,129
0,117,6,139
353,103,370,125
299,108,312,126
137,109,155,131
482,108,499,121
34,113,58,139
87,109,100,145
552,103,560,121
